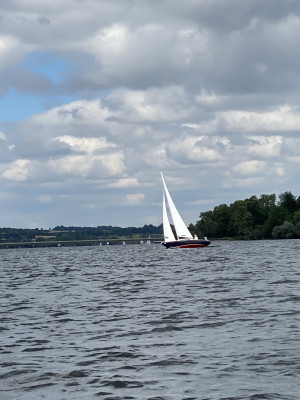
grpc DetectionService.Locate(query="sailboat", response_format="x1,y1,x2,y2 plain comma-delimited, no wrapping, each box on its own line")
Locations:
161,172,211,249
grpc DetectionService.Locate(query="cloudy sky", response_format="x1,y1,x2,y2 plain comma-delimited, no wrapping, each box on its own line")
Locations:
1,0,300,229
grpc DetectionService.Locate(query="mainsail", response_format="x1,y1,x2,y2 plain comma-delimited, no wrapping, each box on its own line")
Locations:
162,192,176,242
161,172,193,240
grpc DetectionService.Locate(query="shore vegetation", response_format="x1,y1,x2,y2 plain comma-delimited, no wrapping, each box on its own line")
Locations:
195,191,300,240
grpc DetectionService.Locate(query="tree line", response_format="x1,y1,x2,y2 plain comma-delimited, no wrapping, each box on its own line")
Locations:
193,191,300,240
1,191,300,243
0,225,163,243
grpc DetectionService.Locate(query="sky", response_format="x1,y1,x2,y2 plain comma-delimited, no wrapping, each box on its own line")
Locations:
1,0,300,229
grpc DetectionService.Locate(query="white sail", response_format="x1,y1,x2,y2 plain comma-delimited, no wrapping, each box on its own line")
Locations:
161,172,193,240
162,192,176,242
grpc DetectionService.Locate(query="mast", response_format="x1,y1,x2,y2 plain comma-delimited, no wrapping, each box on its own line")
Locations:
161,172,193,240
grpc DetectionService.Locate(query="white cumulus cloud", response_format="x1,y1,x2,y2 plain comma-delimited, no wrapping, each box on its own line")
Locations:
2,159,30,182
232,160,267,176
126,193,145,205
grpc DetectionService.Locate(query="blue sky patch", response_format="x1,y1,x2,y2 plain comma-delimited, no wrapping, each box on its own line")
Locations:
20,51,73,84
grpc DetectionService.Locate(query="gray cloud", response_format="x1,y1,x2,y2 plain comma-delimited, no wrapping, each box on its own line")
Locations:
10,69,53,93
0,0,300,228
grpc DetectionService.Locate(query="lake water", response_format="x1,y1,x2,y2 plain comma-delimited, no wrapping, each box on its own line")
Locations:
1,240,299,400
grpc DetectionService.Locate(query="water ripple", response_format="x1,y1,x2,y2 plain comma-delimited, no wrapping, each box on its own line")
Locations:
0,240,299,399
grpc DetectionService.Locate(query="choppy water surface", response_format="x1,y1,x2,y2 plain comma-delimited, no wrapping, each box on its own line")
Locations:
1,240,299,400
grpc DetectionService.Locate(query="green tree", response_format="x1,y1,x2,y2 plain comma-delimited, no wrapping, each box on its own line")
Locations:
294,222,300,238
293,210,300,225
227,201,254,239
213,204,231,237
263,205,288,238
188,223,196,236
278,191,298,216
272,221,295,239
195,210,217,238
195,191,299,240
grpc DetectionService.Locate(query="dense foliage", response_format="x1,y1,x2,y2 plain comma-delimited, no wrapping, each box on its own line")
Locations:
195,191,300,240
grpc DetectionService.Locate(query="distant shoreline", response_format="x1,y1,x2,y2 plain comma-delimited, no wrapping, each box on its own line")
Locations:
0,225,164,246
0,237,164,249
